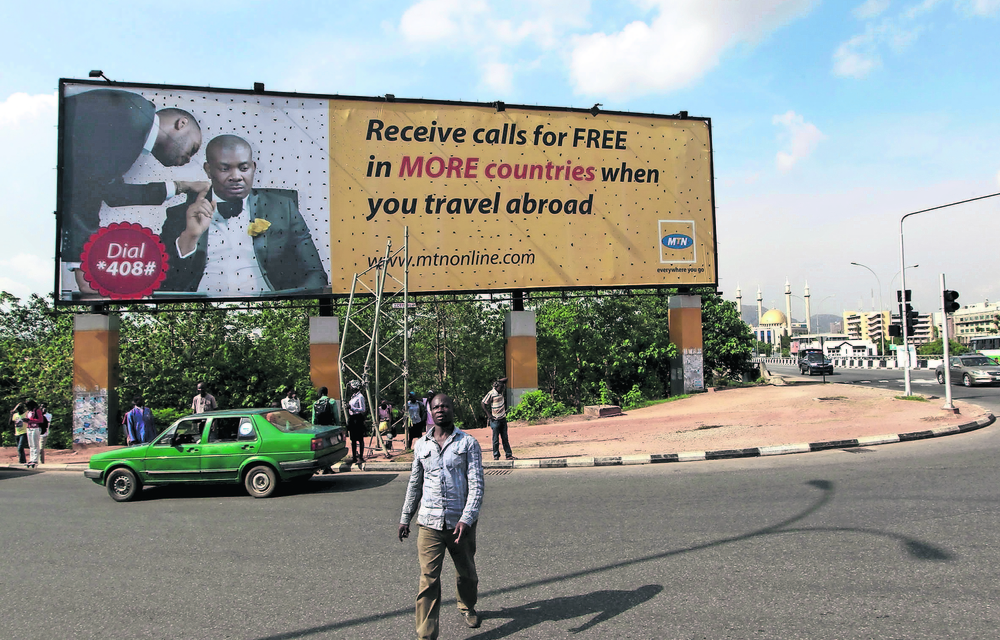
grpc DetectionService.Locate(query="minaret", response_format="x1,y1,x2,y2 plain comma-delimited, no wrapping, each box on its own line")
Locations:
784,278,792,334
736,284,743,323
756,286,763,326
804,282,812,333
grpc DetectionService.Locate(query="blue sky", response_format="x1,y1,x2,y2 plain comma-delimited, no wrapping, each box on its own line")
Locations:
2,0,999,319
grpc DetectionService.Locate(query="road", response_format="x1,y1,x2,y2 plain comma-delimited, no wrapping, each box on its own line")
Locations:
767,363,1000,414
5,423,1000,640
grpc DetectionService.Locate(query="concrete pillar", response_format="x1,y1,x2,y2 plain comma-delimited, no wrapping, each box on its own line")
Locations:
73,314,120,448
504,311,538,409
310,317,341,401
669,295,705,395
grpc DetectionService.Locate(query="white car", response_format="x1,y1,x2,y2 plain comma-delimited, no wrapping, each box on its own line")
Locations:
935,355,1000,387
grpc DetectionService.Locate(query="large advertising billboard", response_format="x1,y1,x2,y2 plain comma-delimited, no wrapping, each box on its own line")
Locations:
56,79,716,303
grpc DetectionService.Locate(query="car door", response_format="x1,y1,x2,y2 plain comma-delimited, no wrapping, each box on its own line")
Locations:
200,416,261,481
950,357,963,382
143,418,208,482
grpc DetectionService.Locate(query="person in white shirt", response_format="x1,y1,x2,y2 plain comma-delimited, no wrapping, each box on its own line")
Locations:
281,390,301,415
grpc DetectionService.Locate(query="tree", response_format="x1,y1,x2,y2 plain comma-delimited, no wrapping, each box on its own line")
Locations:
698,290,756,382
917,338,968,356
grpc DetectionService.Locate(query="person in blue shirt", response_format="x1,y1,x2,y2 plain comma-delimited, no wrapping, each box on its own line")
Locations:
124,396,155,445
398,393,485,637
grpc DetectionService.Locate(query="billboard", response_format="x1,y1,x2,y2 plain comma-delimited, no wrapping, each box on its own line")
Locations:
56,79,716,303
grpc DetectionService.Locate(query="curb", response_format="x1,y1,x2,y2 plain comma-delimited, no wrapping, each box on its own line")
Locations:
5,413,993,474
335,413,996,472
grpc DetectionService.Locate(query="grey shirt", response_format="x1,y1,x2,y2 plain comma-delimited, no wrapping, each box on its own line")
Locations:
400,428,484,530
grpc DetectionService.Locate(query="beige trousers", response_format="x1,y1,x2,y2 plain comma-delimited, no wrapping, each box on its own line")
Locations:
415,523,478,640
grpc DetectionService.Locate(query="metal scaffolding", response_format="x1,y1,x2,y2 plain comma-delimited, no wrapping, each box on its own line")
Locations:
339,228,410,458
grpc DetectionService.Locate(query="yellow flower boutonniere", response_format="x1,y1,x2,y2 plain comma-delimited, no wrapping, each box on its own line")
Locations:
248,218,271,237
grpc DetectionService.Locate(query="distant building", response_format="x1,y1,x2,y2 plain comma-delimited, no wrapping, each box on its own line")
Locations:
933,300,1000,345
790,334,877,357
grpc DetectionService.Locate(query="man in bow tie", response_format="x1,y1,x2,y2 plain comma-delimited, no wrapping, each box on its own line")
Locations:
159,134,328,294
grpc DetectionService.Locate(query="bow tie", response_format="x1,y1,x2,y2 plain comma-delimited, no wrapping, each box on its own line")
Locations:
218,199,243,219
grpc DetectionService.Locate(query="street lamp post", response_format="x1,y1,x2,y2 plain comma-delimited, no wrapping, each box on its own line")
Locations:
851,262,885,356
898,191,1000,396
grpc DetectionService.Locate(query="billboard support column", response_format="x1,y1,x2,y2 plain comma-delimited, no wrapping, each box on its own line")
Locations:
73,314,120,449
669,295,705,395
504,311,538,409
310,317,341,401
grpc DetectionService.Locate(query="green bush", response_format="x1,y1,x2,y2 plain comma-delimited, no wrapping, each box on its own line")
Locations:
621,384,644,409
152,408,186,431
508,390,574,422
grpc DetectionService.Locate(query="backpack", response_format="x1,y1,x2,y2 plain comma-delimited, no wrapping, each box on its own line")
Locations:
348,392,366,415
407,402,424,426
313,397,334,426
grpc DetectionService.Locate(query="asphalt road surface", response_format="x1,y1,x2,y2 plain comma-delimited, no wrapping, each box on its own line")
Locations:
768,363,1000,414
4,424,1000,639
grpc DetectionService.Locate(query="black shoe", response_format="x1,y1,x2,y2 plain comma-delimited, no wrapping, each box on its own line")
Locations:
462,609,481,628
505,456,517,460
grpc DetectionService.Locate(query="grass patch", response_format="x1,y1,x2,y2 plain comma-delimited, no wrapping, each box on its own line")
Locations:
895,395,929,402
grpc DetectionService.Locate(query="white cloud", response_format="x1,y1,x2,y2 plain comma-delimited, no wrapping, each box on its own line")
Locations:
956,0,1000,15
0,91,57,126
567,0,816,99
853,0,891,19
481,61,514,94
833,30,881,77
399,0,488,44
835,0,997,78
772,111,825,172
397,0,588,96
0,92,59,298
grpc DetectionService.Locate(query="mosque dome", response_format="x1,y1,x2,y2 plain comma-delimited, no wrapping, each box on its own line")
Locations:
760,309,788,326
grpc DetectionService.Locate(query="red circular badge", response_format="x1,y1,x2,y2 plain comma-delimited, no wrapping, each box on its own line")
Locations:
80,223,169,299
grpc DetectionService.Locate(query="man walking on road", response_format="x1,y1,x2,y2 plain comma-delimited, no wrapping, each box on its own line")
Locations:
482,377,515,460
399,393,484,639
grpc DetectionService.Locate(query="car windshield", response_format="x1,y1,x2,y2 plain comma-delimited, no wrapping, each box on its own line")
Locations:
803,353,824,361
264,410,315,432
961,357,994,366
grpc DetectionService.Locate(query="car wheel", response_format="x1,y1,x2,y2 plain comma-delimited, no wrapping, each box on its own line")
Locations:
937,371,945,384
106,468,141,502
963,374,974,388
245,465,278,498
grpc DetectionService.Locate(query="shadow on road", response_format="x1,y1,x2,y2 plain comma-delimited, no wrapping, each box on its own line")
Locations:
251,478,953,639
136,472,398,500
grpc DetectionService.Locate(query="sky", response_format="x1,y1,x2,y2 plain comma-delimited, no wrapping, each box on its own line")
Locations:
2,0,999,320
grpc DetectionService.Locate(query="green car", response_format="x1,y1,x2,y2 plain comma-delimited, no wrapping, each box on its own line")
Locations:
85,408,348,502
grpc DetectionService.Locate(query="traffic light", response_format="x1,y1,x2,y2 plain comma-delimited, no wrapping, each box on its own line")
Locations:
897,289,911,303
944,290,960,313
904,304,918,333
888,324,902,338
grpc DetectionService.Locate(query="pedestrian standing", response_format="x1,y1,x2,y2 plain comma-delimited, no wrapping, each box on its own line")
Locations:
192,381,218,413
281,389,301,415
405,392,427,450
39,403,52,463
23,400,45,469
10,403,28,465
346,380,368,469
481,377,515,461
311,387,336,426
422,389,437,433
398,393,484,638
124,396,155,445
378,400,395,453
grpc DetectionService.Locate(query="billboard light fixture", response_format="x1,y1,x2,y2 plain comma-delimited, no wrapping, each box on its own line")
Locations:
494,101,505,112
253,82,265,92
590,103,602,117
88,70,112,83
385,94,395,102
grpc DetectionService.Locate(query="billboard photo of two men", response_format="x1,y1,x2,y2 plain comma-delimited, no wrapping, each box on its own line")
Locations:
57,82,332,301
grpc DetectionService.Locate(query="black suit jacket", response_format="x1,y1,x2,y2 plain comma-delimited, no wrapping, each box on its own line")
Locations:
158,189,329,294
61,89,168,261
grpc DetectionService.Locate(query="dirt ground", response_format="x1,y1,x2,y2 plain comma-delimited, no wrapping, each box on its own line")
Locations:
3,383,988,466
